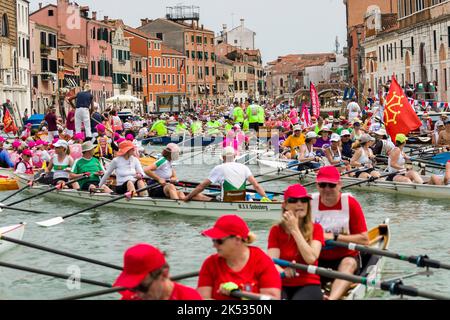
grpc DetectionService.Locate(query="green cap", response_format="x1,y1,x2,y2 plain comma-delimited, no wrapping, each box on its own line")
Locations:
396,133,408,144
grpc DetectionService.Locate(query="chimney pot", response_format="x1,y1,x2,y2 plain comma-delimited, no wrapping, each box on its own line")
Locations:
104,16,108,21
92,11,97,20
240,18,244,27
39,2,42,9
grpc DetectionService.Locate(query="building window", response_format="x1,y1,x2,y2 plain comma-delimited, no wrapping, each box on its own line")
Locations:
445,68,448,91
433,30,437,52
435,69,438,83
186,50,189,57
197,36,202,43
172,74,175,84
163,58,166,67
149,73,152,84
400,40,404,58
48,9,54,16
148,57,152,66
205,66,209,76
394,43,397,60
191,35,195,43
390,43,393,60
1,14,9,37
411,37,415,55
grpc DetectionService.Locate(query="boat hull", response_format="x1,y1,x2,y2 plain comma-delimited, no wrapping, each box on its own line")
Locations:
0,224,26,255
12,174,282,221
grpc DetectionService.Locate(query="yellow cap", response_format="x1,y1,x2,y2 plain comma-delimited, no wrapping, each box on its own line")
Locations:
396,133,408,144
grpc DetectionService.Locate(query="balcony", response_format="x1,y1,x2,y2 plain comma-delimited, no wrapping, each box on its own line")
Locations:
40,45,52,56
41,72,56,81
119,59,126,65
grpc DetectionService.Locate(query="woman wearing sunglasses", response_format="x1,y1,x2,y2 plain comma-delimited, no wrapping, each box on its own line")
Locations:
197,215,281,300
311,166,369,300
267,184,324,300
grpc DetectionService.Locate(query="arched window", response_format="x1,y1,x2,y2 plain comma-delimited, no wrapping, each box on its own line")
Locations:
1,13,10,37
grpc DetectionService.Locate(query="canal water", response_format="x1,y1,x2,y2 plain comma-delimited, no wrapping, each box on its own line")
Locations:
0,156,449,300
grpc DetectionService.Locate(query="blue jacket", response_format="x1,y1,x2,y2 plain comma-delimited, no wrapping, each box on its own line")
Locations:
0,149,14,168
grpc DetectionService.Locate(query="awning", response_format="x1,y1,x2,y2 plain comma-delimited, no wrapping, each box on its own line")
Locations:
199,85,205,93
206,85,210,91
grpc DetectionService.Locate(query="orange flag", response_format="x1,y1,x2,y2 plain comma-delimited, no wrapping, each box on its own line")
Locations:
3,107,18,134
383,76,422,143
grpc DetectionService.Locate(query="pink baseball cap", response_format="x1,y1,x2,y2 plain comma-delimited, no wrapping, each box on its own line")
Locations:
125,134,134,141
22,149,33,157
96,124,106,132
73,133,85,141
27,140,36,148
0,137,6,143
12,140,22,148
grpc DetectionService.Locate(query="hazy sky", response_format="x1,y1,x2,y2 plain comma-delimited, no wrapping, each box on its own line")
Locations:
29,0,347,64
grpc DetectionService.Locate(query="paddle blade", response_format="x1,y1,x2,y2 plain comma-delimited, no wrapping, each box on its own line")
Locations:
35,217,64,228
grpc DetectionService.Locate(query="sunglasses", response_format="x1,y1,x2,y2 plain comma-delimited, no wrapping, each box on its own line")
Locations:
212,236,235,245
318,182,338,189
287,197,310,204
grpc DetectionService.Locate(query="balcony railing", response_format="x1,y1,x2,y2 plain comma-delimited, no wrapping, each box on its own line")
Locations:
40,45,52,56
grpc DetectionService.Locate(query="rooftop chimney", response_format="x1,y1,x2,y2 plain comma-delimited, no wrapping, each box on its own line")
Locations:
223,24,227,32
141,18,150,26
92,11,97,20
240,18,244,27
104,16,108,22
39,2,42,9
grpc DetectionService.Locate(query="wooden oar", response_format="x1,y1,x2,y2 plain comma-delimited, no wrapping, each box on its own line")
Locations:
341,170,405,190
0,261,112,288
175,181,284,197
35,183,161,227
326,240,450,271
0,235,122,270
5,174,89,207
57,271,200,300
273,258,450,300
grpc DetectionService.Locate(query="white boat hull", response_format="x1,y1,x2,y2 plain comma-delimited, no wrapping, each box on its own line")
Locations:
0,224,26,255
12,174,282,221
258,159,450,199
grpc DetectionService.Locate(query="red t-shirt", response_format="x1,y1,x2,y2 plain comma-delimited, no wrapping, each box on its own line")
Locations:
119,282,202,300
66,111,75,130
318,195,367,260
268,223,324,287
197,246,281,300
169,282,203,300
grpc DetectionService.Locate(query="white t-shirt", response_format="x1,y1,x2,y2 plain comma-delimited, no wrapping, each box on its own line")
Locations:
208,162,253,196
153,157,173,180
99,156,144,186
15,162,27,174
347,102,361,121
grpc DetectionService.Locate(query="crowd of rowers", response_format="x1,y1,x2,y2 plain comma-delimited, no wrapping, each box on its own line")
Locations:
112,166,381,300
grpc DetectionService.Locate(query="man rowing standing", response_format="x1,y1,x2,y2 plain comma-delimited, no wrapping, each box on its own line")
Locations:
184,146,270,202
311,166,369,300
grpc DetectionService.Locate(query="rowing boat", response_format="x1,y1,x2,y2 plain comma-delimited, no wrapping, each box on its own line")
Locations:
344,219,390,300
257,159,450,199
0,223,26,255
10,173,282,221
140,135,218,147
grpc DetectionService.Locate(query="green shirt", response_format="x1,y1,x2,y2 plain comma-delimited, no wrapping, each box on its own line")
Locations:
243,119,250,132
257,105,265,124
175,123,188,134
71,157,104,188
150,120,168,136
191,121,203,134
207,120,221,135
224,123,233,133
246,104,260,123
233,107,244,123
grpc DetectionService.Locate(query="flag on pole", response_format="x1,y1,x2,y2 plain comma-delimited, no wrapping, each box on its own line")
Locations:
3,106,18,134
383,76,422,143
300,103,312,129
310,82,320,118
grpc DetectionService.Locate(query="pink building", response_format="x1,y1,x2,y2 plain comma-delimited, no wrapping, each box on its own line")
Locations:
30,0,113,107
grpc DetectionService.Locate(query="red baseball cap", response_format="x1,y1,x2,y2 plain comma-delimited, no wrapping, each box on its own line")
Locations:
113,244,166,289
202,215,250,239
316,166,341,184
284,184,312,200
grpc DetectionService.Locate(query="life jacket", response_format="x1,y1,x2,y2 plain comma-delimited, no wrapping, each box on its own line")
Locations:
15,157,34,174
311,193,351,235
94,136,113,158
32,150,44,168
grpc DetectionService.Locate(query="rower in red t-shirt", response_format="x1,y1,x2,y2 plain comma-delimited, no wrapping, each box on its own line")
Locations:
311,166,369,300
113,243,202,300
197,215,281,300
267,184,324,300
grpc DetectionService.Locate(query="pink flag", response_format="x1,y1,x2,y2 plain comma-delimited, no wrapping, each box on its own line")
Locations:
310,82,320,118
301,103,312,129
